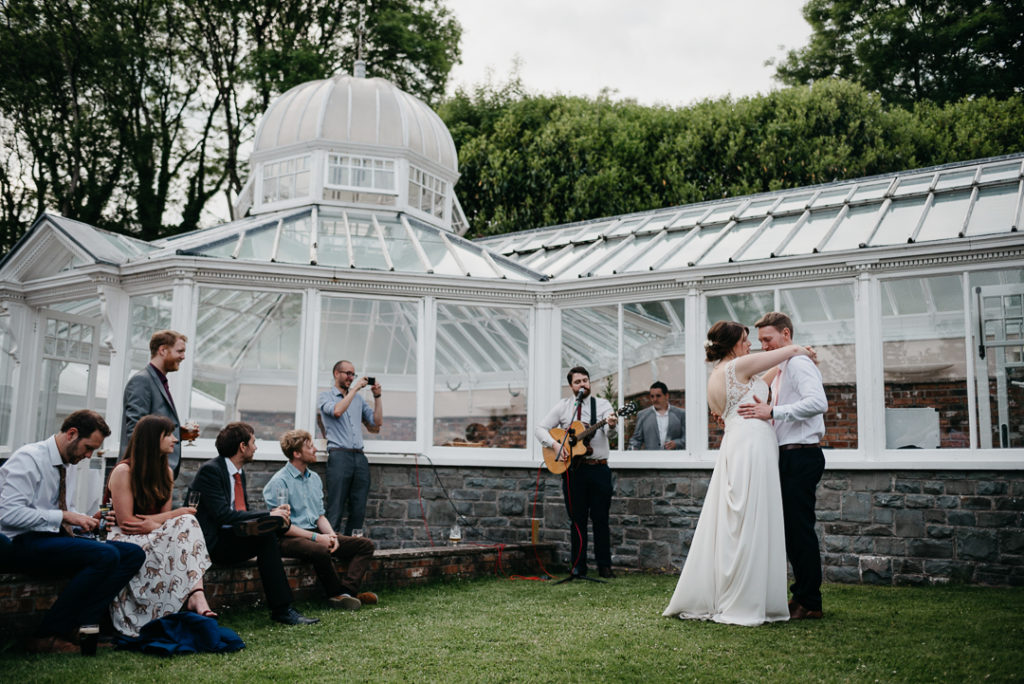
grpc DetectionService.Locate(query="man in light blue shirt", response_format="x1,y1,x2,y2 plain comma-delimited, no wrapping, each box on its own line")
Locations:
317,360,382,535
264,429,377,609
0,410,144,653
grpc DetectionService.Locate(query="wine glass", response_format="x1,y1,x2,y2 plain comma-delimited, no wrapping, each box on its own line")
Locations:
275,489,289,509
182,419,200,446
448,524,462,545
187,491,201,508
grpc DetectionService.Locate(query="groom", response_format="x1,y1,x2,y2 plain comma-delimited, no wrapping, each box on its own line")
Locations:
738,312,827,620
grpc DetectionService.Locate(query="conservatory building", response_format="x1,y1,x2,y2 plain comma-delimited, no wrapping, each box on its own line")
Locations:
0,71,1021,584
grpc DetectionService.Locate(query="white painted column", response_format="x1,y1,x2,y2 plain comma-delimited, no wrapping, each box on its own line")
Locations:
855,269,883,460
684,284,706,460
169,269,197,421
99,284,130,450
296,287,321,433
530,300,559,463
418,295,435,452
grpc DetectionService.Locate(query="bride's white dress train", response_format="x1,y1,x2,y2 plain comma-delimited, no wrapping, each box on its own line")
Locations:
663,360,789,626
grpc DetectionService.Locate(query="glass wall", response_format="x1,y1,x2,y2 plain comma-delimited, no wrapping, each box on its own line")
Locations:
433,303,529,448
318,296,419,442
882,274,966,449
0,325,14,446
622,298,686,451
128,292,173,373
194,288,302,439
560,305,620,448
37,313,95,439
971,268,1024,448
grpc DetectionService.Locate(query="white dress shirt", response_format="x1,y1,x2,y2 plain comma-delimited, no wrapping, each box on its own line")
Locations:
0,436,72,538
534,395,614,460
655,410,670,447
771,356,827,446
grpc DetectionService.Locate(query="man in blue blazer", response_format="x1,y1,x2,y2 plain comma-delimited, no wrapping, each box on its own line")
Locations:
121,330,185,478
627,382,686,450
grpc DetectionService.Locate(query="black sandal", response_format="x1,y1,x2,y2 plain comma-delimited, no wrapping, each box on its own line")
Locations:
184,588,218,618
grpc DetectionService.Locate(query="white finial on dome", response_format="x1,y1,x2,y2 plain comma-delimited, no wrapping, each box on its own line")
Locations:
354,59,366,78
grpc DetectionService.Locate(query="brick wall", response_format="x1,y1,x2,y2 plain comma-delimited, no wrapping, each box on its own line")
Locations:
178,460,1022,588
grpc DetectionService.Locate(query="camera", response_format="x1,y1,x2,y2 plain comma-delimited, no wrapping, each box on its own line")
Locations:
366,376,376,386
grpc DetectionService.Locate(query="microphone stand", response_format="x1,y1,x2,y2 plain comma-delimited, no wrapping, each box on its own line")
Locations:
554,389,606,585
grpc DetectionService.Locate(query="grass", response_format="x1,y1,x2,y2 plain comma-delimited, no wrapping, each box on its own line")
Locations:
1,575,1021,683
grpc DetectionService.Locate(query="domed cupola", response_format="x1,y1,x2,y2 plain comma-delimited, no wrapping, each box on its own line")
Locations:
235,66,467,233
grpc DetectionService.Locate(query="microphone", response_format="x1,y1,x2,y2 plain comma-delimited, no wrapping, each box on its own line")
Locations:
575,388,586,402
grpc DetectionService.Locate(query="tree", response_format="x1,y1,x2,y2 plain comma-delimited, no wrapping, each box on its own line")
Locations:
773,0,1024,106
0,0,461,251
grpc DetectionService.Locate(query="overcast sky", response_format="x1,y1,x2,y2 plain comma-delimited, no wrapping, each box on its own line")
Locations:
444,0,813,107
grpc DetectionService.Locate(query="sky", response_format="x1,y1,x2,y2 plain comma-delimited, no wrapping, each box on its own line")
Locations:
444,0,813,108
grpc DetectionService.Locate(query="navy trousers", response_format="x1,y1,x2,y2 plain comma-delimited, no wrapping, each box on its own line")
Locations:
779,446,826,611
561,462,613,576
13,532,145,637
326,447,370,535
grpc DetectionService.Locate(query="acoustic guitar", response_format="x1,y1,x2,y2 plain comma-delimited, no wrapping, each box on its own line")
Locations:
543,402,637,474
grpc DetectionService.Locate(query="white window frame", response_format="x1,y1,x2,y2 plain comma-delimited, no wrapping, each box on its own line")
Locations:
324,154,398,195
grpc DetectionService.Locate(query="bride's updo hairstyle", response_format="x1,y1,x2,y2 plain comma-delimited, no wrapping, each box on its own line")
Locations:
705,321,748,362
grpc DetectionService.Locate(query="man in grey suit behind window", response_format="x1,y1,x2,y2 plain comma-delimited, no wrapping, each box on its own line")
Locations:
628,381,685,450
121,330,186,478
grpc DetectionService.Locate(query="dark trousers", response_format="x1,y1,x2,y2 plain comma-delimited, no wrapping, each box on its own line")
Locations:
279,534,375,597
210,531,292,613
779,446,826,611
326,448,370,535
13,532,145,637
561,462,613,575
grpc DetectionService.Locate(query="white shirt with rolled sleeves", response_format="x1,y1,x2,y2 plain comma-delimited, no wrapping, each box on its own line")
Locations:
771,355,827,446
0,436,75,538
534,396,614,460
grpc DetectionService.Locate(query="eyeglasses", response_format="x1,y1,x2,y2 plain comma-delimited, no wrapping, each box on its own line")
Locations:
339,370,356,376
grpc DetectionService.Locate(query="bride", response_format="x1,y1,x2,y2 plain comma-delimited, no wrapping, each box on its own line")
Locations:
663,320,813,626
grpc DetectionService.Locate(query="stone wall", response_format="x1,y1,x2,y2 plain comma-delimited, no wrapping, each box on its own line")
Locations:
176,460,1023,587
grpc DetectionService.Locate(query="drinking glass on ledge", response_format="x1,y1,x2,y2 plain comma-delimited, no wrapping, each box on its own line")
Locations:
181,420,200,446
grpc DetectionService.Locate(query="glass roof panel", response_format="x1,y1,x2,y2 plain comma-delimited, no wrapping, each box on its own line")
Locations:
607,219,642,238
737,198,777,220
810,187,851,208
317,216,352,267
915,190,971,242
622,229,693,272
202,234,242,259
869,198,927,246
701,201,743,225
777,208,842,256
891,173,933,197
275,213,313,264
772,192,814,215
595,235,656,275
979,161,1021,183
571,220,614,242
556,239,621,278
666,206,708,229
935,169,975,191
237,223,278,260
344,215,391,270
850,181,890,203
820,204,882,252
965,183,1019,236
657,225,725,270
698,221,756,264
740,213,801,261
636,213,674,235
377,218,430,273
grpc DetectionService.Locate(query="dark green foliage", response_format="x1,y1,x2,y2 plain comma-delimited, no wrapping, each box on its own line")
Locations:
442,79,1024,238
773,0,1024,106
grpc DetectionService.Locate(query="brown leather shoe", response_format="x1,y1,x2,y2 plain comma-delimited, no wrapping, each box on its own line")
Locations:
25,635,79,654
356,591,378,605
790,603,823,620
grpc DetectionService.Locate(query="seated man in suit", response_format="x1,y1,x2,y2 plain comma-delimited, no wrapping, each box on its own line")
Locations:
188,422,318,626
263,429,378,611
628,381,686,450
0,410,145,653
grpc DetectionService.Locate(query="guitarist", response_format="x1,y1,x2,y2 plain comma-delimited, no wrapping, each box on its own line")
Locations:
534,366,618,579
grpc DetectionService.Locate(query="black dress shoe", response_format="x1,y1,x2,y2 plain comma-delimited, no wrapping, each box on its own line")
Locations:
598,567,616,579
271,607,320,625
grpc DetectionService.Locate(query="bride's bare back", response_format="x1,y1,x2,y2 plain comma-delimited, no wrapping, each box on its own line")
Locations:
707,344,811,416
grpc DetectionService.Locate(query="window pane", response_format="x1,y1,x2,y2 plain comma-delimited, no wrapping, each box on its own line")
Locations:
129,292,173,373
0,327,15,446
882,274,966,449
971,268,1024,449
560,305,619,448
622,298,687,451
37,360,90,440
319,297,418,442
195,288,303,439
434,304,529,448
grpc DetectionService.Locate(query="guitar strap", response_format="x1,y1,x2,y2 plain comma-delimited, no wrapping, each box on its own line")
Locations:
589,397,596,426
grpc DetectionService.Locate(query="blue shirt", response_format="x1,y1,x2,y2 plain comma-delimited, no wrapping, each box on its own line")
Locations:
262,462,325,531
0,436,68,537
317,386,374,450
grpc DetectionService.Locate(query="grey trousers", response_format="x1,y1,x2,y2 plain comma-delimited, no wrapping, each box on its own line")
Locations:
326,447,370,535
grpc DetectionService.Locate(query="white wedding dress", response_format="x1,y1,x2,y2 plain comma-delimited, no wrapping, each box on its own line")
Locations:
663,360,789,626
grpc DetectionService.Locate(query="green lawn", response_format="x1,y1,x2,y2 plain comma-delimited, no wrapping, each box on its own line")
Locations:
2,575,1021,682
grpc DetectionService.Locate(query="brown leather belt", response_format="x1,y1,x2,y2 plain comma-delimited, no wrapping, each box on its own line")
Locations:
581,459,608,465
779,443,819,452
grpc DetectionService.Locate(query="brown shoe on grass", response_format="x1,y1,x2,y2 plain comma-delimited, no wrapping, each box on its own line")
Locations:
356,591,379,605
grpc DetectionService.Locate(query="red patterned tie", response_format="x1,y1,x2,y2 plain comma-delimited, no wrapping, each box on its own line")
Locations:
233,472,247,511
57,464,67,511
